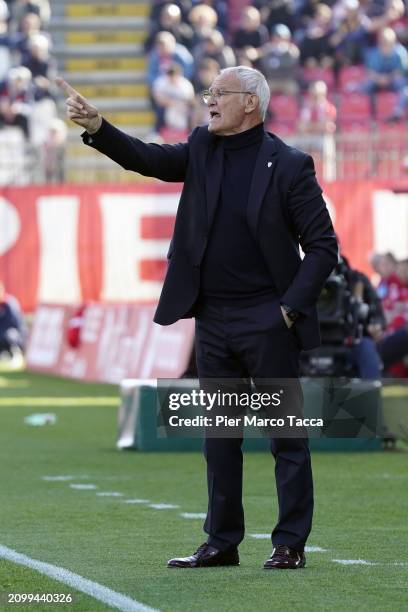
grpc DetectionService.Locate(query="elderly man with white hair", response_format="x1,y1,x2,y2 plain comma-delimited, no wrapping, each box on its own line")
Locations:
58,66,338,570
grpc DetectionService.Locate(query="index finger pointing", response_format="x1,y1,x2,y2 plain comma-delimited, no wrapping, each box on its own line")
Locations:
56,76,80,99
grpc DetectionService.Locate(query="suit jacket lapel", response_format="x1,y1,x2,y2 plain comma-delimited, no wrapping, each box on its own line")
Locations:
247,133,277,240
205,136,224,229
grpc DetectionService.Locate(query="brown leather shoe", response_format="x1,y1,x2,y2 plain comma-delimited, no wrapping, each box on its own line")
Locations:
168,543,240,568
263,545,306,569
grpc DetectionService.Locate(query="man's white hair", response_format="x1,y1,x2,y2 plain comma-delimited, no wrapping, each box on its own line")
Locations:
220,66,270,121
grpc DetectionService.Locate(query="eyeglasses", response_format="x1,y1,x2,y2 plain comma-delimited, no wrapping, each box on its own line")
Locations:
201,89,254,104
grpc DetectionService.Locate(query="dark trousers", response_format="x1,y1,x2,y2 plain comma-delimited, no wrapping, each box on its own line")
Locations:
348,337,383,379
377,326,408,370
195,297,314,553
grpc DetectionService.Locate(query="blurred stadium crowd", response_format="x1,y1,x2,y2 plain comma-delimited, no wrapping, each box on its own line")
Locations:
145,0,407,137
0,0,66,182
0,0,407,183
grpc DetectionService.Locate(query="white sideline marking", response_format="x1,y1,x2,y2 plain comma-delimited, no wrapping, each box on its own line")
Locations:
122,499,150,504
180,513,206,519
332,559,408,566
0,544,158,612
70,484,97,490
42,476,77,481
392,562,408,566
305,547,327,553
148,503,179,510
96,492,123,497
333,559,376,565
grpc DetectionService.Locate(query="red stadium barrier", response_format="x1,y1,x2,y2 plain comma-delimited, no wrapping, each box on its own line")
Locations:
26,302,194,382
1,182,407,312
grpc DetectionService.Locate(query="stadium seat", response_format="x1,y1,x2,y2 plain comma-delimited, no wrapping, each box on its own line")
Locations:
269,95,299,123
375,91,399,121
302,66,335,91
338,65,366,92
337,93,371,125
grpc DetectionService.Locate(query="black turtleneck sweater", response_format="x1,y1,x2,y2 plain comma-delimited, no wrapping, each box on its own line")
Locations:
200,122,277,303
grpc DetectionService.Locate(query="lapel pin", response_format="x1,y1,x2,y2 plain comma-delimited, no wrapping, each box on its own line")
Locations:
267,161,272,168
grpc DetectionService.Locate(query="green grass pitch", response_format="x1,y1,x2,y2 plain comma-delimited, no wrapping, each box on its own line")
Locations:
0,370,407,611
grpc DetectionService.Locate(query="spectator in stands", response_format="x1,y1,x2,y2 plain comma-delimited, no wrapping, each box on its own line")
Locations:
298,80,337,180
0,65,33,138
389,0,407,46
193,30,236,70
254,0,296,34
396,258,408,291
297,0,323,28
375,255,408,377
371,251,400,300
188,4,219,49
386,78,408,122
42,117,67,182
198,0,228,34
0,281,26,358
330,0,371,67
191,55,219,91
359,0,405,42
234,46,258,68
190,57,220,125
152,62,195,132
361,26,408,116
148,32,194,131
13,11,45,61
332,0,358,24
0,0,12,82
144,3,195,52
259,23,300,95
299,80,337,134
10,0,50,25
22,31,47,75
149,0,193,25
298,3,336,67
373,251,407,330
147,31,194,88
231,7,269,61
29,80,57,146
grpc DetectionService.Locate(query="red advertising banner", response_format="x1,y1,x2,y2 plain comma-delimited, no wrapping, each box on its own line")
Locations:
26,302,194,383
1,182,408,312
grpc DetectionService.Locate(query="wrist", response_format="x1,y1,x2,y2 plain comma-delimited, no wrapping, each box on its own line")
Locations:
87,115,103,135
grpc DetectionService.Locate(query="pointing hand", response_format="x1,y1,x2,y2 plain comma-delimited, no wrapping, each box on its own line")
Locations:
56,76,102,134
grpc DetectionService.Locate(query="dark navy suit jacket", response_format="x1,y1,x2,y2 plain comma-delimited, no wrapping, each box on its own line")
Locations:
83,119,338,350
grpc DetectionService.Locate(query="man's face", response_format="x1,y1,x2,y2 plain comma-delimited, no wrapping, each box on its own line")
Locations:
207,74,251,135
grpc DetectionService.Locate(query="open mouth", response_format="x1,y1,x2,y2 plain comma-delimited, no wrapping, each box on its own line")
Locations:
210,111,221,119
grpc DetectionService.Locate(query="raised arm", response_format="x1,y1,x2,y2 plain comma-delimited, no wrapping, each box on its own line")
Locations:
56,77,190,182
